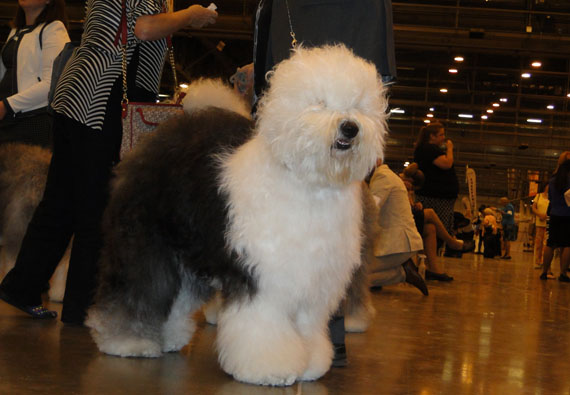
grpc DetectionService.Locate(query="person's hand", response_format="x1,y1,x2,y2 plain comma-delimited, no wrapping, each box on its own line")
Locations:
186,5,218,29
446,139,453,150
539,213,547,221
0,101,6,120
413,202,423,211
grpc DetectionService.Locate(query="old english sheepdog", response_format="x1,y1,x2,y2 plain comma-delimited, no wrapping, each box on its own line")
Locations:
86,45,388,386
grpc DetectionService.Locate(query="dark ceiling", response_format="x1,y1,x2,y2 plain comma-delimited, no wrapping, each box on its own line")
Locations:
1,0,569,199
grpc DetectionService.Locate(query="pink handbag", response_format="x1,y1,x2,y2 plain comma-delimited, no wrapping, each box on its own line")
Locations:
120,102,184,155
116,0,184,158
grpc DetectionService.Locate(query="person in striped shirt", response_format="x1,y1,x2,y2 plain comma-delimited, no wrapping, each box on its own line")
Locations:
0,0,217,325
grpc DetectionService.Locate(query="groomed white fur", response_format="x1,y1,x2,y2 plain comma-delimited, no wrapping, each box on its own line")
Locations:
182,78,252,119
216,45,387,385
88,45,388,386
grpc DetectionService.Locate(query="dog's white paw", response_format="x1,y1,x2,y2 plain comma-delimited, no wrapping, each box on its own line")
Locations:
97,336,162,358
232,371,297,387
345,303,376,333
299,332,333,382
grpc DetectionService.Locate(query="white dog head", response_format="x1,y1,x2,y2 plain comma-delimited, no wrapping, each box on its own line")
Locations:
256,45,388,187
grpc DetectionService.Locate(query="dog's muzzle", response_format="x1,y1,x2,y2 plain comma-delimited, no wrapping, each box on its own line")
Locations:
334,120,359,150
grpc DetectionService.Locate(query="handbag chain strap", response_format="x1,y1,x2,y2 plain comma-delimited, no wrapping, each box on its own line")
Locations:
115,0,178,110
284,0,297,48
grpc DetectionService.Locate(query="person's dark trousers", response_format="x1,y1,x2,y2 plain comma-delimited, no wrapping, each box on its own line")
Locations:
0,112,121,324
328,304,347,367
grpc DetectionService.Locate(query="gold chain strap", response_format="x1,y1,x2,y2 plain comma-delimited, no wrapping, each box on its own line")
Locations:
169,45,178,95
121,43,128,105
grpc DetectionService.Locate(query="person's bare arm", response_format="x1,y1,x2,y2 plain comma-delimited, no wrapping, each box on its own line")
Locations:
134,5,217,41
432,139,454,169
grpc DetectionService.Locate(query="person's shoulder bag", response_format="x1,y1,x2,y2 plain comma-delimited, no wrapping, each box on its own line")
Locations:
116,0,184,158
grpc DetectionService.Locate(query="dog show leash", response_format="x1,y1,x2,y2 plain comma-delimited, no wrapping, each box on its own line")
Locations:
284,0,297,48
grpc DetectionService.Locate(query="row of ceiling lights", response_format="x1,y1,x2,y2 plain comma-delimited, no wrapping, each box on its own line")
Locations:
391,56,567,125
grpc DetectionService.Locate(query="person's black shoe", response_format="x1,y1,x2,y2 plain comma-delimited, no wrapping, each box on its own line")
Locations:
331,344,347,367
461,239,476,252
559,274,570,283
402,259,429,295
425,270,454,282
0,288,57,319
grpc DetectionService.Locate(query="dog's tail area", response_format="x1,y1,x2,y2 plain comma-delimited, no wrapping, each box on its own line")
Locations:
181,78,252,120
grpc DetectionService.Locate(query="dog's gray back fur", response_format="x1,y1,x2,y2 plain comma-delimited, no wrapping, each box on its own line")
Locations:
94,108,256,326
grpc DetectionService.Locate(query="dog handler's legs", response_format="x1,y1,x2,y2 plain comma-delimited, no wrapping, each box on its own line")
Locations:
216,298,307,386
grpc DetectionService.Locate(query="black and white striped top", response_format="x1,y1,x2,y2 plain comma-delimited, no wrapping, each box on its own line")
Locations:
51,0,167,131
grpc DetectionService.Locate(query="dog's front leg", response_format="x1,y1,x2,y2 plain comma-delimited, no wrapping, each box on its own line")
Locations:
215,297,308,386
295,306,334,381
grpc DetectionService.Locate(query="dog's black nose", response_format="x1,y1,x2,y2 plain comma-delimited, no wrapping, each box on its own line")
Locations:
340,121,359,139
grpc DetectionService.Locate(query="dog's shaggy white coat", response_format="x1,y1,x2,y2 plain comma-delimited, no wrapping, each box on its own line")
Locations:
86,45,388,386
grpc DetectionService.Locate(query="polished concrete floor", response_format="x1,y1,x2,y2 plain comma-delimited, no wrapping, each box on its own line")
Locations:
1,242,570,395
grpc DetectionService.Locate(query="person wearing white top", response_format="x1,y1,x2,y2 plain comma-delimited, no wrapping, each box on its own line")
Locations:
0,0,69,147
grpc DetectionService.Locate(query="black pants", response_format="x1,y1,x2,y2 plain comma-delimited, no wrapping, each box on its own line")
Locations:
0,111,121,323
0,46,154,323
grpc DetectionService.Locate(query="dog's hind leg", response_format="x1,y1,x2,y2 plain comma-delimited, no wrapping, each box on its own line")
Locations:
87,255,185,358
161,276,210,353
216,298,308,386
344,260,375,333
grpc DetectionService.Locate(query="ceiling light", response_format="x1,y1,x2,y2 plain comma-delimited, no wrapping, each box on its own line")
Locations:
424,119,431,123
531,61,542,68
481,115,488,120
521,73,531,78
439,88,448,93
500,98,508,102
427,113,434,118
429,107,435,111
486,109,494,113
458,114,473,118
492,103,500,107
454,56,464,62
404,161,410,167
390,108,405,114
449,68,458,74
567,93,570,98
547,105,554,110
527,118,542,123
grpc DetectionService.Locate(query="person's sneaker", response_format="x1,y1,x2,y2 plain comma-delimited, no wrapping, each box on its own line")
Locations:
331,344,347,367
500,255,512,260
